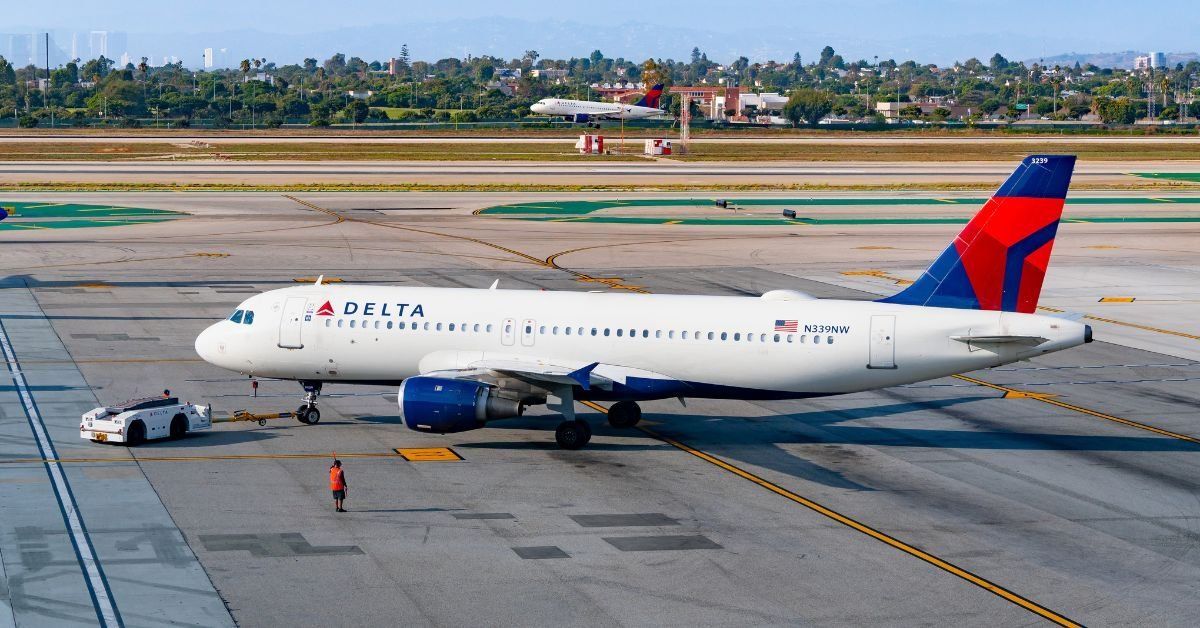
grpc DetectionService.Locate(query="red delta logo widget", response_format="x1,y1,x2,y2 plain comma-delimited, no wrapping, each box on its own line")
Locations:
316,301,335,316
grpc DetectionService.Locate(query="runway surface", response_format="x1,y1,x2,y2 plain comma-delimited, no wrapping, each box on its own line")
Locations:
0,191,1198,626
3,160,1197,186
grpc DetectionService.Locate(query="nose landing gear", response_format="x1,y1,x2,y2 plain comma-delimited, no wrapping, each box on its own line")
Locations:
296,381,322,424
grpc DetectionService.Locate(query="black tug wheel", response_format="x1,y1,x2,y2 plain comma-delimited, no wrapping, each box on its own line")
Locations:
169,415,188,439
126,421,146,446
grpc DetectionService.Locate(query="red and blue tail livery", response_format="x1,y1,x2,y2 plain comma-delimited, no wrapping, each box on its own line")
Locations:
634,84,664,109
881,155,1076,314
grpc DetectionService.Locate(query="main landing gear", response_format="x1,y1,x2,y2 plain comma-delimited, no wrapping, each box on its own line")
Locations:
552,400,641,449
296,381,322,424
607,401,642,429
555,420,591,450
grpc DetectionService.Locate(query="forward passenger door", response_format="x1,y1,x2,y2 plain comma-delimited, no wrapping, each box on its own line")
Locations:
278,297,306,349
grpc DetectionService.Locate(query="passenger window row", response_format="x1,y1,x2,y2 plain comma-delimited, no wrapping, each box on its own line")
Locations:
537,325,833,345
324,318,833,345
326,319,494,334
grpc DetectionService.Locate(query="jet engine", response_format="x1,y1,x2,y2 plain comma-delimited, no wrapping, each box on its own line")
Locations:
571,113,592,123
398,377,523,434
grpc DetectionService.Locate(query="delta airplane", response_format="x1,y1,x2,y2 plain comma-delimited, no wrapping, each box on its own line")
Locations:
530,84,665,125
195,155,1091,449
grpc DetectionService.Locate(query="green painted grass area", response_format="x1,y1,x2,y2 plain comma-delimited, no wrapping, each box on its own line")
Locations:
479,196,1200,216
1133,173,1200,183
0,201,183,230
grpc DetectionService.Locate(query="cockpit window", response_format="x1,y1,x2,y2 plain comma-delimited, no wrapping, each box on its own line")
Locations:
229,310,244,324
243,311,254,325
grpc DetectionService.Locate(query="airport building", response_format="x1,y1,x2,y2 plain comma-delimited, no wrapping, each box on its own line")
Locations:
875,99,973,121
669,86,744,119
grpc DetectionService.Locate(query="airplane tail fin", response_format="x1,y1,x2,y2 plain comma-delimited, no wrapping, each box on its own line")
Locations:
879,155,1076,314
634,84,664,109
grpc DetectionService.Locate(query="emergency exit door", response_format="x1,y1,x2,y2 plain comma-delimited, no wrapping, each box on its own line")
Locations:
278,297,306,349
868,315,896,369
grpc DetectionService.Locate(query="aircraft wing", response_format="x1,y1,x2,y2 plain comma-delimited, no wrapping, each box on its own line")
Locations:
468,358,613,391
421,356,613,391
418,352,680,393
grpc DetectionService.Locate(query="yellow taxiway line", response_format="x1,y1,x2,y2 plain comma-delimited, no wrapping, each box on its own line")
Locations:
953,374,1200,445
578,400,1080,627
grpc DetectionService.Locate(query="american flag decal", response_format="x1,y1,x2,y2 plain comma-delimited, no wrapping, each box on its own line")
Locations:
774,319,798,332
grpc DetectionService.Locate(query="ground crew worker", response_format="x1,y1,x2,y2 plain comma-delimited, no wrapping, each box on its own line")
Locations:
329,460,348,512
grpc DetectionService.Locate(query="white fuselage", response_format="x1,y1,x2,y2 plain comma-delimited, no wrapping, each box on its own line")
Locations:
530,98,664,121
195,285,1088,400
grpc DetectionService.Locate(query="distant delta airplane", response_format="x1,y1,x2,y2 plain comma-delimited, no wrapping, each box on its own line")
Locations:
530,84,665,125
195,155,1091,450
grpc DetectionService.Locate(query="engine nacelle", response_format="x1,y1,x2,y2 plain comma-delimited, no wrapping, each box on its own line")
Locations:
398,376,523,434
571,113,592,123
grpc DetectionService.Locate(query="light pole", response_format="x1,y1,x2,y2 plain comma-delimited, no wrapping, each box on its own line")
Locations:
895,68,901,123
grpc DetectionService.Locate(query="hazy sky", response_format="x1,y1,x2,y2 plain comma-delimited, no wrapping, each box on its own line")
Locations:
6,0,1198,63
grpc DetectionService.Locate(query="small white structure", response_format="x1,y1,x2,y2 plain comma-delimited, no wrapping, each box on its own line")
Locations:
576,134,604,155
644,138,673,156
81,396,211,445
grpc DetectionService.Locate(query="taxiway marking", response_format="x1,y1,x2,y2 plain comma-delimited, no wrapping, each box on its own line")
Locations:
285,196,651,293
395,447,464,462
0,319,123,627
578,400,1080,627
953,374,1200,445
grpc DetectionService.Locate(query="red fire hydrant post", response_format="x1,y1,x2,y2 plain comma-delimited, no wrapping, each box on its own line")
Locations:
251,379,259,398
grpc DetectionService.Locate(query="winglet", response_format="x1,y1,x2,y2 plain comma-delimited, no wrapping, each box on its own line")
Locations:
567,362,600,390
314,274,324,286
489,279,499,290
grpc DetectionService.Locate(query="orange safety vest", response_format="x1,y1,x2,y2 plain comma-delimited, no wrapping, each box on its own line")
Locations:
329,467,345,490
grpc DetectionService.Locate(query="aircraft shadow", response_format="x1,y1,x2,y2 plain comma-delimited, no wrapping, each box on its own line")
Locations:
348,395,1197,491
635,395,1200,490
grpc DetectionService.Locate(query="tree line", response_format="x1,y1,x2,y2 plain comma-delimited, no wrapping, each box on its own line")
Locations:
0,46,1195,127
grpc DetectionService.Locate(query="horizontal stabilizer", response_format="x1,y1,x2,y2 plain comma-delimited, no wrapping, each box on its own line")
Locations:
951,334,1048,345
1047,310,1086,322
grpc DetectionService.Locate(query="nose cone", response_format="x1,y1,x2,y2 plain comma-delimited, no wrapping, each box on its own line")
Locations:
531,102,546,113
194,323,225,365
